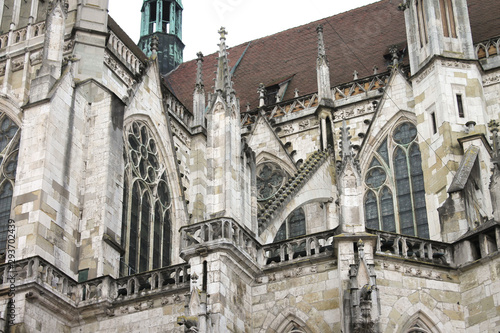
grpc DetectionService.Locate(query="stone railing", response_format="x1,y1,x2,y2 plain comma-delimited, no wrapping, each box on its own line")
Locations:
475,36,500,60
0,257,79,304
163,91,193,130
107,30,143,75
180,218,260,263
332,72,390,101
180,218,336,268
368,229,453,266
241,93,319,126
112,264,189,302
0,21,45,49
0,256,190,307
261,229,336,266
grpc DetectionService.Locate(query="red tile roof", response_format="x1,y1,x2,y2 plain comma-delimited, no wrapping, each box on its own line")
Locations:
165,0,500,112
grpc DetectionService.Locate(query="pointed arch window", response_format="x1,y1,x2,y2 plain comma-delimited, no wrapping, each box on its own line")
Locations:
0,113,20,254
121,121,172,276
416,0,429,48
364,122,429,238
439,0,457,38
257,162,289,211
274,207,306,243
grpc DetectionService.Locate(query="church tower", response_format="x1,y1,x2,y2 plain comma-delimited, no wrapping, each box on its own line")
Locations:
138,0,184,75
401,0,493,241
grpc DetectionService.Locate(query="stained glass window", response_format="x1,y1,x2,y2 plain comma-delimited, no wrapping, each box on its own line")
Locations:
257,162,287,201
363,122,429,238
0,113,19,254
273,207,306,242
121,121,172,276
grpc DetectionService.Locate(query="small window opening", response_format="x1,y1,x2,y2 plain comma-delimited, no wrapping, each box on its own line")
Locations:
431,112,437,134
265,85,280,105
416,0,429,48
162,0,171,33
439,0,457,38
149,2,157,34
456,94,464,118
202,261,208,291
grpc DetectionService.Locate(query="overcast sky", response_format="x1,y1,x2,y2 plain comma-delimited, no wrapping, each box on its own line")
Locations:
109,0,378,62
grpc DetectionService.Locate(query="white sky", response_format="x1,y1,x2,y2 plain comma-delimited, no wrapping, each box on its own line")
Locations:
109,0,378,62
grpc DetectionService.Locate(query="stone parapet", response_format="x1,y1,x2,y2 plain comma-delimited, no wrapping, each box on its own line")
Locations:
370,229,453,266
0,256,190,308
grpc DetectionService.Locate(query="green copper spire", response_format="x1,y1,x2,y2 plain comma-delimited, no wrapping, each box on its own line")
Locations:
139,0,184,75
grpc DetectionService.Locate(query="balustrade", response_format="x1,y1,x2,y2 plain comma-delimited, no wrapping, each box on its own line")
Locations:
0,256,189,307
476,36,500,59
261,230,336,266
370,229,452,266
0,21,45,50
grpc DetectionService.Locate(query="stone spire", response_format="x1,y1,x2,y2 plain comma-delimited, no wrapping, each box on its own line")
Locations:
29,0,68,103
214,27,234,98
340,120,354,161
257,83,266,107
316,24,333,104
337,120,365,234
193,52,206,128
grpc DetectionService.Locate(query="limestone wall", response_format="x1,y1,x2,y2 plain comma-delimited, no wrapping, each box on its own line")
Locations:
459,256,500,331
251,261,341,332
376,259,464,332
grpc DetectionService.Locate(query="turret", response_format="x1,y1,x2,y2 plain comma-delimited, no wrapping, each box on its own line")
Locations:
138,0,184,75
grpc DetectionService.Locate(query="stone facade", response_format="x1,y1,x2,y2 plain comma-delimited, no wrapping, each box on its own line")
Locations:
0,0,500,332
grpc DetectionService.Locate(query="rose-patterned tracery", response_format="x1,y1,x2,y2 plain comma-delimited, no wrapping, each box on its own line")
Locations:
121,121,171,276
257,162,288,201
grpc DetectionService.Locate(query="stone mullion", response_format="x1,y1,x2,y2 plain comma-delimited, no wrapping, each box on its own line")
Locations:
122,174,133,276
405,144,419,236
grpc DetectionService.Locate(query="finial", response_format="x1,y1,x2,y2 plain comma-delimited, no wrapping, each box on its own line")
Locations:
258,83,266,107
294,88,299,98
340,120,353,159
316,24,328,63
373,66,378,75
214,27,234,97
246,102,251,112
150,35,159,57
195,52,204,91
218,27,228,40
489,120,500,162
398,0,409,11
353,70,359,80
389,45,399,67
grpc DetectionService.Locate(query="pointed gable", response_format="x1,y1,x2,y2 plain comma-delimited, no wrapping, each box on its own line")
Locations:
248,116,297,173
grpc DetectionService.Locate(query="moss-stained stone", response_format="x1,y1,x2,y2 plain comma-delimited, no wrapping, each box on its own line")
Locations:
429,290,460,303
443,308,464,321
315,299,339,311
466,78,481,98
36,235,55,254
420,292,437,310
408,291,420,304
388,308,401,322
323,288,339,299
303,291,322,304
40,202,57,220
461,271,479,291
415,92,425,104
454,72,468,78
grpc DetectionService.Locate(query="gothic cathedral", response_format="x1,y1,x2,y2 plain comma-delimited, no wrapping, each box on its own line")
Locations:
0,0,499,332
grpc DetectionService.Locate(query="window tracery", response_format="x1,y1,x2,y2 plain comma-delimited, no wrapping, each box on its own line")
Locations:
364,122,429,238
257,162,289,210
0,113,19,254
274,207,306,242
121,121,171,276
